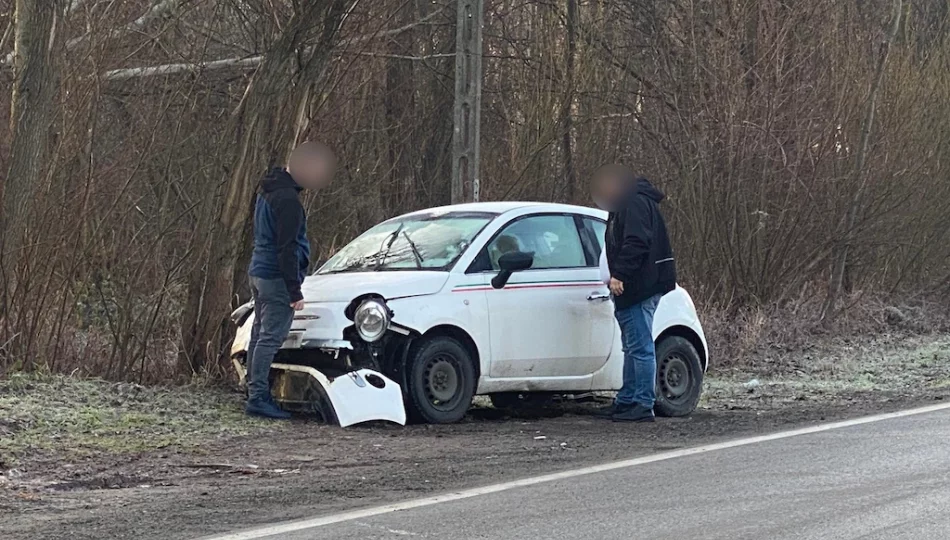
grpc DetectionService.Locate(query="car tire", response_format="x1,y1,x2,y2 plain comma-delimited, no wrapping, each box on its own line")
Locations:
406,336,477,424
654,336,704,417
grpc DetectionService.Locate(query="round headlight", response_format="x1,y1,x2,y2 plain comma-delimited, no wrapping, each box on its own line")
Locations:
354,299,390,342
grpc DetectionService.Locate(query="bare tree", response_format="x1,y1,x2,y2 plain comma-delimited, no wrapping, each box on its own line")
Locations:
178,0,347,374
1,0,63,331
1,0,948,380
821,0,905,324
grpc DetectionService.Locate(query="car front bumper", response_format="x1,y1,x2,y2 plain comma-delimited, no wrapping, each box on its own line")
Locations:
232,358,406,427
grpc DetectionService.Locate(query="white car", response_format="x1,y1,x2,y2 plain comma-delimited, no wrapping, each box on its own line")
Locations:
230,202,708,426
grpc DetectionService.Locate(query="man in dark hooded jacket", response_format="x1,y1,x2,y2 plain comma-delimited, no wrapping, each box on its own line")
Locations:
245,141,336,419
592,164,676,422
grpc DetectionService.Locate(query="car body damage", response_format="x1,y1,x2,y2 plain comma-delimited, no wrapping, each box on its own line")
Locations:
230,300,413,427
231,357,406,427
231,202,710,425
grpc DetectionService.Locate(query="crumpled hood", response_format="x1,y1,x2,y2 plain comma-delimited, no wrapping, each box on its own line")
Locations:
300,271,450,303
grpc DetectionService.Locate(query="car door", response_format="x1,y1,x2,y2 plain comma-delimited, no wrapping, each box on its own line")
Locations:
579,216,616,368
473,213,610,380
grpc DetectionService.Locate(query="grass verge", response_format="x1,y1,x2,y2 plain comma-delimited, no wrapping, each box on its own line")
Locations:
703,335,950,408
0,374,273,467
2,335,948,471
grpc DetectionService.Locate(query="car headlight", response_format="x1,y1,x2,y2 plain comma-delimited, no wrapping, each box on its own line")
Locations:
354,299,390,342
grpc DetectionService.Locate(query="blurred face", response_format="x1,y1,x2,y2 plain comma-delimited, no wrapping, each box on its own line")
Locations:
592,172,626,211
293,154,336,190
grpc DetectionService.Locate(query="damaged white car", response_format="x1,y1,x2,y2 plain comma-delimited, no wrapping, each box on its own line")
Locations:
230,202,708,426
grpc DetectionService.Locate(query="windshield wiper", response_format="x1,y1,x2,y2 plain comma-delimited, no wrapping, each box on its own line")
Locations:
376,222,405,271
331,258,370,273
402,230,424,269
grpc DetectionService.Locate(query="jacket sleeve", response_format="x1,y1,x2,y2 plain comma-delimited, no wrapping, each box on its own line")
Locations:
272,194,306,303
611,197,654,283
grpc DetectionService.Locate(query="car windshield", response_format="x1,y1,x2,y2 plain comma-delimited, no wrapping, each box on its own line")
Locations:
317,211,495,274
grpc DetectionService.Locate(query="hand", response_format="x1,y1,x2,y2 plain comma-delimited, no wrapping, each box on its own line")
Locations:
291,300,305,311
609,277,624,296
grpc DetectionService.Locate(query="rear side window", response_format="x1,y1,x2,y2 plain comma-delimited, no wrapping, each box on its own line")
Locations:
588,218,607,250
484,215,587,271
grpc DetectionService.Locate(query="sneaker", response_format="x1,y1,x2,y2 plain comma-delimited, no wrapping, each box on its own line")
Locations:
593,402,633,418
246,397,291,420
612,404,655,423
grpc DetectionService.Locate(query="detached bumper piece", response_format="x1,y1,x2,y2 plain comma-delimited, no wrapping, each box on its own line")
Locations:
270,364,406,427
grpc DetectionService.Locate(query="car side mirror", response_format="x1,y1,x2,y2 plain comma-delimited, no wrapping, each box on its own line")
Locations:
491,251,534,289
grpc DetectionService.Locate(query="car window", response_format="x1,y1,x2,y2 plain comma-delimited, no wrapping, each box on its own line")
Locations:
317,212,495,274
577,217,606,265
485,215,586,271
587,218,607,250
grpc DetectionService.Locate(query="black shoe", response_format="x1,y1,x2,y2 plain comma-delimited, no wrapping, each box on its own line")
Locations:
612,404,655,423
593,402,632,418
246,397,291,419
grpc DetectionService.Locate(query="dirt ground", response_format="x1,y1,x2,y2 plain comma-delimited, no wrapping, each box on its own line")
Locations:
2,335,949,540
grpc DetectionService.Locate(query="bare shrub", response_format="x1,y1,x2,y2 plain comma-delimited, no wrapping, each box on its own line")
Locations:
0,0,948,381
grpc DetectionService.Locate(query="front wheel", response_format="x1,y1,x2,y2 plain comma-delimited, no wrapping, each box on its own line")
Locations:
406,336,477,424
654,336,704,417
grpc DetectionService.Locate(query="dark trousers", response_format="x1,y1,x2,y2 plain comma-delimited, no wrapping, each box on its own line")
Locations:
246,276,294,402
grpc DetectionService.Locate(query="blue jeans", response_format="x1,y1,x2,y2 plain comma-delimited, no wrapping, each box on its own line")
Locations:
614,294,661,408
246,276,294,402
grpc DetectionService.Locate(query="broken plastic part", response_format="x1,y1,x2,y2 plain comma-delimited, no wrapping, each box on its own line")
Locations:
270,364,406,427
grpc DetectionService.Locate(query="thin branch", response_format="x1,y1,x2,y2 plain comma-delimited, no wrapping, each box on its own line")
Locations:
67,0,97,16
1,0,181,66
340,8,446,46
0,16,13,58
67,0,182,50
100,8,447,81
103,55,263,80
348,51,455,61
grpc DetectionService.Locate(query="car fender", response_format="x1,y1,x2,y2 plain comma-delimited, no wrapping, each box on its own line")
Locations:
231,311,254,357
653,287,708,368
385,292,491,376
592,286,708,390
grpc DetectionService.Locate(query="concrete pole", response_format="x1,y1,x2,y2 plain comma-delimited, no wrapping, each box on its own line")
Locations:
451,0,483,203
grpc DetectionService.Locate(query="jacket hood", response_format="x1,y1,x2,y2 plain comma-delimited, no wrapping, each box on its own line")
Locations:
260,168,302,193
635,177,665,203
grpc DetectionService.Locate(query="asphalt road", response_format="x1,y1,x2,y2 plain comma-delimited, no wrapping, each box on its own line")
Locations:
206,404,950,540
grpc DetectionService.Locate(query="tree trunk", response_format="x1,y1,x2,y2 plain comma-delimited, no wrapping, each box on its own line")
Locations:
1,0,61,333
559,0,578,203
178,1,344,375
821,0,903,324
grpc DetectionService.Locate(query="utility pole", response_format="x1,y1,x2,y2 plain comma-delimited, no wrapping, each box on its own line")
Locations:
451,0,483,203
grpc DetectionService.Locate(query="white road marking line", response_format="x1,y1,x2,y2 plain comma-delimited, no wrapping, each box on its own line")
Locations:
199,401,950,540
355,522,422,537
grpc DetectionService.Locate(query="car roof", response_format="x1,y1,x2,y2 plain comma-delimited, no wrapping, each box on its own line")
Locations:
398,201,606,219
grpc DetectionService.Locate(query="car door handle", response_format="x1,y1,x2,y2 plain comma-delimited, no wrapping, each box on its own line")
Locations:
587,292,611,302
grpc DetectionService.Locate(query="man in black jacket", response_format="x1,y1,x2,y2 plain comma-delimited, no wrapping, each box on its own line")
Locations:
245,141,336,419
593,164,676,422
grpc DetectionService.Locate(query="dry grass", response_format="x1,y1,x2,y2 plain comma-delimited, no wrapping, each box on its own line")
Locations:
0,373,275,468
702,335,950,410
2,331,948,474
699,291,950,371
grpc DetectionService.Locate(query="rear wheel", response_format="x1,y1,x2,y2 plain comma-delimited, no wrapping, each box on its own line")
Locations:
406,336,476,424
654,336,704,417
